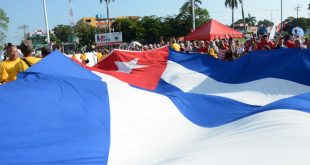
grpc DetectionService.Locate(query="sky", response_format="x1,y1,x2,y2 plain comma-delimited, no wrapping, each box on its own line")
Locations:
1,0,309,45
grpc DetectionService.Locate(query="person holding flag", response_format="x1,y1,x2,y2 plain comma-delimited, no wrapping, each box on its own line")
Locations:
80,52,88,65
0,45,28,83
19,40,41,66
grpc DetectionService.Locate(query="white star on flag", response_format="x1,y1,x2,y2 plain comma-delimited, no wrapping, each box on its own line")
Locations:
115,58,148,73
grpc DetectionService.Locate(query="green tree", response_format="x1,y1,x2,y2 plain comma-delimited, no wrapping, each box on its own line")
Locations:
177,0,210,35
178,0,202,19
52,24,74,43
225,0,239,29
161,15,183,39
257,19,274,27
49,32,61,44
178,0,201,29
112,18,143,42
283,17,310,35
195,7,211,27
239,0,246,32
140,16,163,43
0,8,9,46
233,18,244,24
99,0,115,33
74,22,96,49
246,13,256,26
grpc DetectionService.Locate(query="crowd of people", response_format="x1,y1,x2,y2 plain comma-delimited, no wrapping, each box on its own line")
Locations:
71,48,110,65
0,40,111,84
0,33,309,84
124,34,309,61
0,40,52,84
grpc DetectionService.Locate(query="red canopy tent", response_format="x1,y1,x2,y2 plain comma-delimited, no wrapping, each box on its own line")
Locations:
184,19,243,41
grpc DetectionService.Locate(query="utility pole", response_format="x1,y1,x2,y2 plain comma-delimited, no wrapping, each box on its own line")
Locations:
280,0,283,32
18,24,29,39
68,0,75,27
270,9,274,23
269,9,279,26
295,4,301,19
43,0,50,44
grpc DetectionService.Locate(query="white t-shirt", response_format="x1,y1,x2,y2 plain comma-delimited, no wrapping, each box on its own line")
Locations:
0,50,5,61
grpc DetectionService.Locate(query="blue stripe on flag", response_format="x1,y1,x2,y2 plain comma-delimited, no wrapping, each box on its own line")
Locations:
152,48,310,127
168,48,310,86
154,79,259,127
259,92,310,114
0,51,110,164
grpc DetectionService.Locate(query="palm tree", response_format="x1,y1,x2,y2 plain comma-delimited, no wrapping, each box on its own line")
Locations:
179,0,202,11
178,0,202,19
246,13,257,27
239,0,246,33
177,0,202,30
225,0,239,29
100,0,115,33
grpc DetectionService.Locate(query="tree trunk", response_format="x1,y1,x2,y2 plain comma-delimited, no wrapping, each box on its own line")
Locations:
241,1,246,33
232,8,234,29
191,0,195,30
106,1,111,33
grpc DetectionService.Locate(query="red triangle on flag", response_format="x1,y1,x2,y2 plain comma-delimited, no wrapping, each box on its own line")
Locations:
93,46,169,90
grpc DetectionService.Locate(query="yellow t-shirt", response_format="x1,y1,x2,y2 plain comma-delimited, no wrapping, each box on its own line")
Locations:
0,62,8,83
24,56,42,66
80,53,87,61
208,48,218,58
97,52,104,62
171,43,181,51
0,58,29,82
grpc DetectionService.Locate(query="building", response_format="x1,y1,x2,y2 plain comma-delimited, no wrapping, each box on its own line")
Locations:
77,17,99,27
77,16,140,30
26,29,48,50
234,23,258,34
115,16,139,20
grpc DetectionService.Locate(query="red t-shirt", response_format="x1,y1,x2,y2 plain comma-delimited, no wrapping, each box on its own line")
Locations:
257,41,274,50
284,41,294,48
198,47,208,53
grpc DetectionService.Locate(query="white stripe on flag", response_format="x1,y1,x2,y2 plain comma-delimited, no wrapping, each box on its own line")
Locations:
161,60,310,106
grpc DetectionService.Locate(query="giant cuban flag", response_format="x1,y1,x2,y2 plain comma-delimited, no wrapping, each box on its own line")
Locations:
0,47,310,165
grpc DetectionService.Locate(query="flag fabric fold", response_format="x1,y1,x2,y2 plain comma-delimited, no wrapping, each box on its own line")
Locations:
152,48,310,127
94,47,310,127
91,47,310,164
0,51,110,164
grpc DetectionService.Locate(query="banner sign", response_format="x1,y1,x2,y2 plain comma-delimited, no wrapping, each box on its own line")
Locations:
95,32,123,46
